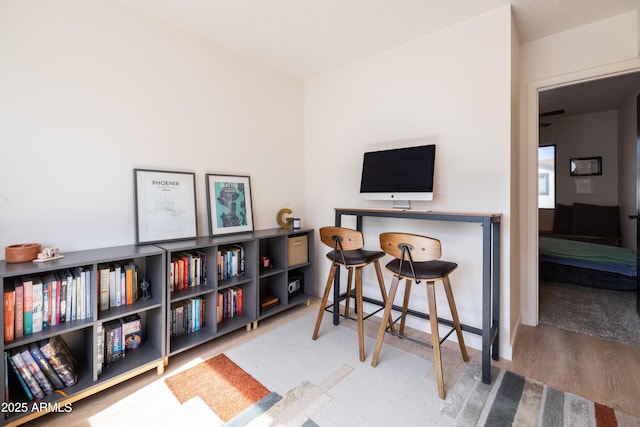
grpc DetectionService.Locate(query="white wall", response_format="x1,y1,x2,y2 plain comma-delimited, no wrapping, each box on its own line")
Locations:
305,6,513,355
0,0,305,253
539,111,619,206
520,10,640,325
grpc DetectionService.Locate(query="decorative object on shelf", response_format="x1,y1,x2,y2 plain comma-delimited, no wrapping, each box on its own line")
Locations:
261,256,271,269
570,156,602,176
33,247,64,263
277,208,293,229
206,174,254,236
292,217,301,229
5,243,41,263
133,169,198,244
139,278,152,300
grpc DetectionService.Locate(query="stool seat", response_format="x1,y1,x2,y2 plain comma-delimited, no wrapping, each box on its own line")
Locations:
326,248,386,266
385,259,457,280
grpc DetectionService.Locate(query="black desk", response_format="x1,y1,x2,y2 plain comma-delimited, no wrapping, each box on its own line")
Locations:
334,208,501,384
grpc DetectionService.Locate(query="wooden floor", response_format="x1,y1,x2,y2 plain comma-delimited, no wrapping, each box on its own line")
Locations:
496,322,640,418
20,298,640,425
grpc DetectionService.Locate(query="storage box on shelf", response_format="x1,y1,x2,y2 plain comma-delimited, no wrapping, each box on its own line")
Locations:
0,245,165,427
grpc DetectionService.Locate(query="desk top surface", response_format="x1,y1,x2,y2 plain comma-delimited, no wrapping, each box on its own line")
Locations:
335,207,501,221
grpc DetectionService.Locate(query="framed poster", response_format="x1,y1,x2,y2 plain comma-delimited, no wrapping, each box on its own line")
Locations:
570,156,602,176
206,174,254,236
134,169,198,244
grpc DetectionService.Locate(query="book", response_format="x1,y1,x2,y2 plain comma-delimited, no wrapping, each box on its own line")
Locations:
98,264,110,311
4,281,15,342
9,348,44,400
31,277,43,333
22,277,33,336
20,345,54,395
124,263,135,305
96,323,104,375
6,350,33,401
14,278,24,339
120,314,142,351
104,320,124,366
57,271,68,323
42,279,49,329
39,336,78,387
29,342,65,390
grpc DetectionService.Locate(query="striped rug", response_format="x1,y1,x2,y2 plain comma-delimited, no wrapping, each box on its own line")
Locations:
443,359,633,426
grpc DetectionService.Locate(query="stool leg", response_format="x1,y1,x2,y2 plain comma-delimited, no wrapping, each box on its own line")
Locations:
426,280,445,399
312,264,337,340
442,276,469,362
371,274,401,367
355,267,365,361
373,260,394,333
399,278,412,336
344,267,354,318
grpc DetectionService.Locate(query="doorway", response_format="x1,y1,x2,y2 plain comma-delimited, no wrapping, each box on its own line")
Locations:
523,60,640,329
530,68,640,346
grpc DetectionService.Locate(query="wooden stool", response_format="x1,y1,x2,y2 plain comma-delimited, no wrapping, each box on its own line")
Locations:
312,226,391,362
371,232,469,399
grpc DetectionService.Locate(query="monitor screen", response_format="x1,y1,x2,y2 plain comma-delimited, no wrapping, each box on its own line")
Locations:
359,144,436,208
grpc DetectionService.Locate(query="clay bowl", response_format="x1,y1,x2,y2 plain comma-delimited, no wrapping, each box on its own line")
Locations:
5,243,41,263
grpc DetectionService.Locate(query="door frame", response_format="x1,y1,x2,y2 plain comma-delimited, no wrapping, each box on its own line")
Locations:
522,57,640,326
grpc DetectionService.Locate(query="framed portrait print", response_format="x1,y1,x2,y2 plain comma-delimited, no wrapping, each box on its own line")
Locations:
134,169,198,244
206,174,254,236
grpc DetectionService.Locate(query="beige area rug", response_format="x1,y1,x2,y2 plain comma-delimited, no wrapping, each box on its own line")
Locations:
182,311,639,426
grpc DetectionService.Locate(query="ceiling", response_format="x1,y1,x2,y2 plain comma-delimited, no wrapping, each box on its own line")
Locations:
115,0,639,79
113,0,640,117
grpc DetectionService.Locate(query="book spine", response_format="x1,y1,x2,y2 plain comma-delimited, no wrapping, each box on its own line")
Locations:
32,280,43,333
22,278,33,336
4,284,15,343
14,279,24,339
99,265,110,311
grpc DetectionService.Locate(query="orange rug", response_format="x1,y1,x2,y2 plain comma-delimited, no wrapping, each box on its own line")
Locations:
164,353,270,422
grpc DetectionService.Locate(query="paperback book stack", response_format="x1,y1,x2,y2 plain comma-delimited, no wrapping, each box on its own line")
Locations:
169,251,207,292
5,336,78,402
101,314,142,369
4,270,93,344
217,286,243,323
169,297,205,337
217,245,245,281
97,261,141,312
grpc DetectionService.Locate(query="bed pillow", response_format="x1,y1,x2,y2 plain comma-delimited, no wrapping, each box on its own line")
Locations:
571,203,620,238
553,204,573,234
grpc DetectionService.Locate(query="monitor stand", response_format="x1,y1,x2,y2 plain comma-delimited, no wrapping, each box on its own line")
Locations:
392,200,411,210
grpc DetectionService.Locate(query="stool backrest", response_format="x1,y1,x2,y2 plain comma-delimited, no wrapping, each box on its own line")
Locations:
379,232,442,262
319,227,364,251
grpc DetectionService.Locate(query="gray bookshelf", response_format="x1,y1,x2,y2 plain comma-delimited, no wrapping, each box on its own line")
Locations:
0,228,314,425
159,227,314,357
0,245,166,427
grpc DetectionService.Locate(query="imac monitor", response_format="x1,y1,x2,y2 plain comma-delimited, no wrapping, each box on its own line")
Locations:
359,144,436,209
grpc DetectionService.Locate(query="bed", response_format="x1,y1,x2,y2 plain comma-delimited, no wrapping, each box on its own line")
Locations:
539,202,637,291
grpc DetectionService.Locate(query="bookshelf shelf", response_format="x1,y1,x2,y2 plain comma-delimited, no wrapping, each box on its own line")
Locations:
0,245,166,426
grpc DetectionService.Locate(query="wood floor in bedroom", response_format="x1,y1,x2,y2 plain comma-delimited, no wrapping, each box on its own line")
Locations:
498,322,640,418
